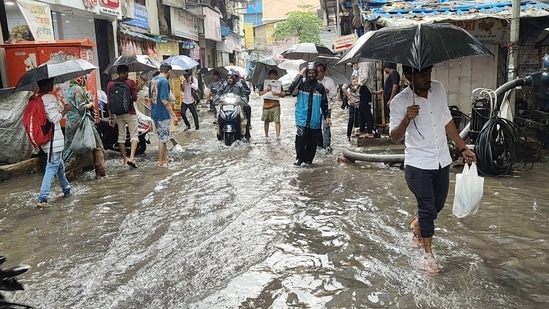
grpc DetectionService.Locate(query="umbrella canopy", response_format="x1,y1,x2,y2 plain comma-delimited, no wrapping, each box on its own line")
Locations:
278,59,306,71
104,55,159,74
312,55,354,86
162,55,199,70
15,59,97,92
338,23,494,69
225,65,248,79
168,64,192,78
248,59,287,86
281,43,335,61
202,67,230,86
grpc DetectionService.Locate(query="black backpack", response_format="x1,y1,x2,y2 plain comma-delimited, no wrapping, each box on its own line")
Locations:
109,80,132,115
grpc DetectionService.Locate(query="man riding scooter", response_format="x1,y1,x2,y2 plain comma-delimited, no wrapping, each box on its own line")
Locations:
216,70,252,139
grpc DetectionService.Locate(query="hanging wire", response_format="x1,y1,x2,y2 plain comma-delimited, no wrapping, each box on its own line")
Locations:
473,89,533,176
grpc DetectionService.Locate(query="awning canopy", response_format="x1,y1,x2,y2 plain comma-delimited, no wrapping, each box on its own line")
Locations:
362,0,549,27
119,28,168,43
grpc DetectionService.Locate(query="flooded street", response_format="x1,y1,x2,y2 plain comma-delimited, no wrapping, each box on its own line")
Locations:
1,93,549,308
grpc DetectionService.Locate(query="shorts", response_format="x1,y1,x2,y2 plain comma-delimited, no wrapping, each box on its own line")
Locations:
154,119,170,143
115,113,138,143
261,106,281,123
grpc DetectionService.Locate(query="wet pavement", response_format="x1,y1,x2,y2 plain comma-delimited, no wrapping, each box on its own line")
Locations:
1,93,548,308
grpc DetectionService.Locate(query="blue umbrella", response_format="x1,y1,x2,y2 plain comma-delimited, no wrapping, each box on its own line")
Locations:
162,55,199,70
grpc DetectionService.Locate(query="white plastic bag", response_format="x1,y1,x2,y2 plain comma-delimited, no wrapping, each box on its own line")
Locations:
453,162,484,218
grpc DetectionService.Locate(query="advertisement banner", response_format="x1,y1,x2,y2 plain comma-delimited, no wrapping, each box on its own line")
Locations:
16,0,54,41
245,23,254,49
265,23,274,46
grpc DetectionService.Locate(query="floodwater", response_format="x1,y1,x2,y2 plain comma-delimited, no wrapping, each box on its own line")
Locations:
1,93,548,309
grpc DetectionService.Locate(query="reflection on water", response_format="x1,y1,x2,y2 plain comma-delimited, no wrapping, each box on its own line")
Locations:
1,95,548,308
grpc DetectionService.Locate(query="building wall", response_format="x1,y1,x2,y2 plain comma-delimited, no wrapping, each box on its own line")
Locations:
262,0,320,23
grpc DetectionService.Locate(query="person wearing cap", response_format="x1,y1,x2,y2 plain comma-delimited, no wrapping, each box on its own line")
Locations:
389,65,476,273
181,72,200,131
150,64,178,167
106,64,139,168
373,62,400,123
288,62,330,166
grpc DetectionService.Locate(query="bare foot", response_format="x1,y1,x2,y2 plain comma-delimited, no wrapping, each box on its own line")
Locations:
410,217,423,248
421,253,440,273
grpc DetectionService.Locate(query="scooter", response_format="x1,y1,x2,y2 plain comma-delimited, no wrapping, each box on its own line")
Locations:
96,91,152,155
214,93,248,146
0,255,32,308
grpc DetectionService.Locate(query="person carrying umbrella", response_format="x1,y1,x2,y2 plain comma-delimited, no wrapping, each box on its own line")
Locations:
106,64,139,168
180,72,200,131
34,77,73,208
63,76,106,180
388,65,477,273
288,62,330,166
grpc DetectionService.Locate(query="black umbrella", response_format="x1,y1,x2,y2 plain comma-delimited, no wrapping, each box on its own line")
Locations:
338,23,494,69
15,59,97,92
248,59,287,86
104,55,159,74
202,67,229,86
281,43,335,61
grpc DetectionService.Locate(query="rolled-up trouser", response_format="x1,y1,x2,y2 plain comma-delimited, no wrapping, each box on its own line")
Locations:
404,164,450,238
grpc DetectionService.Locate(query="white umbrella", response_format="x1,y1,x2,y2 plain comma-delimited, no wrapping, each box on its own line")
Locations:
15,59,97,92
104,55,159,74
312,55,354,85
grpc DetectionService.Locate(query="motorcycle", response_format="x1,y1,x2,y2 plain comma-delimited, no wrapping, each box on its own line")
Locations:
0,256,32,309
96,91,152,155
214,93,249,146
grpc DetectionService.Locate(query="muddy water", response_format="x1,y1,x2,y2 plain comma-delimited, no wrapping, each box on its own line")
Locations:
1,93,548,308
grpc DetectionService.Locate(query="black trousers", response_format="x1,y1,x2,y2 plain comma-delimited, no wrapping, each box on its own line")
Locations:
243,105,251,138
358,102,374,133
404,164,450,238
295,127,321,163
181,103,199,129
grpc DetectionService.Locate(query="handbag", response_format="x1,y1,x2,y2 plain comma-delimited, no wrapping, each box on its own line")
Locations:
70,113,97,155
452,162,484,218
191,87,202,104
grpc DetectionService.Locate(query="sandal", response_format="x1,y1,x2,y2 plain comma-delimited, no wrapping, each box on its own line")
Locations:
127,161,138,168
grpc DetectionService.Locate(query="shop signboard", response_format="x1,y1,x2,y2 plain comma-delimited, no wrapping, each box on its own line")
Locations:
170,7,199,41
203,7,221,42
245,23,254,49
123,4,149,30
333,34,357,53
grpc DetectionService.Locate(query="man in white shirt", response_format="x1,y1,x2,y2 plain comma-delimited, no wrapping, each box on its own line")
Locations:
389,65,476,273
316,63,337,153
